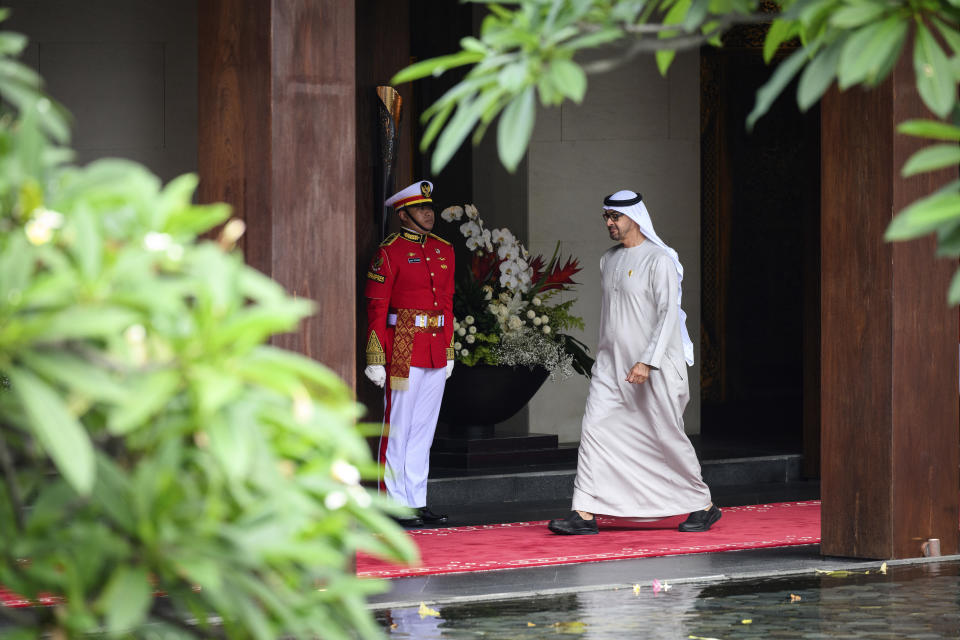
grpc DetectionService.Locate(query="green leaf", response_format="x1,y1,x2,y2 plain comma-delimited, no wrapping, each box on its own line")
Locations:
898,119,960,140
656,50,677,76
496,86,535,173
97,566,152,634
548,58,587,103
19,349,128,403
902,144,960,177
949,268,960,305
391,50,484,84
109,370,181,435
886,191,960,240
748,44,814,130
431,89,503,173
36,306,141,342
932,16,960,57
0,30,28,56
837,17,908,88
563,27,623,50
914,24,956,119
797,37,844,111
829,2,888,28
764,20,798,64
69,206,102,280
682,0,710,33
8,366,95,496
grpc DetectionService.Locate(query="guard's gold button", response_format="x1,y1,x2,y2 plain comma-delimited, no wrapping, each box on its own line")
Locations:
430,272,435,276
426,257,430,261
434,302,438,306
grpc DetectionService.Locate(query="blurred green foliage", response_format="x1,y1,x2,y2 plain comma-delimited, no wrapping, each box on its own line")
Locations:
396,0,960,301
0,10,416,638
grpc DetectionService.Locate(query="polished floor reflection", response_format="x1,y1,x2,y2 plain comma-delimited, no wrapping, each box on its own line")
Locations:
375,559,960,639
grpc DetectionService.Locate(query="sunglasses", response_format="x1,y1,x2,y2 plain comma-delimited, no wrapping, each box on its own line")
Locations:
601,211,623,222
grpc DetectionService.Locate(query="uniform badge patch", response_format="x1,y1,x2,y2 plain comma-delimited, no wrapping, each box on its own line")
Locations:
420,181,432,198
408,257,421,263
367,271,385,283
371,256,384,272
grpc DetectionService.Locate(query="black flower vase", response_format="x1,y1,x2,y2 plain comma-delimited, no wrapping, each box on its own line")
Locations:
438,364,549,437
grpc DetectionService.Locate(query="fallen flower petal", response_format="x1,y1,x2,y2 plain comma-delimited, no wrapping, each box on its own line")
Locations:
633,584,641,595
652,579,661,594
879,562,887,575
418,602,440,618
790,594,802,602
742,619,752,624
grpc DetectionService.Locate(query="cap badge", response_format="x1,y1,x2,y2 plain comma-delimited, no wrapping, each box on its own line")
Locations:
420,182,432,198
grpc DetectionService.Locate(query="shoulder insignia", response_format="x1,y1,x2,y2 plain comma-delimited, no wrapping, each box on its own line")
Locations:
367,271,385,283
428,233,451,245
380,233,399,247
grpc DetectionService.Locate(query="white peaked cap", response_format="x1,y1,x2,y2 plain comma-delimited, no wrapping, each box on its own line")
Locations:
385,180,434,209
603,190,694,366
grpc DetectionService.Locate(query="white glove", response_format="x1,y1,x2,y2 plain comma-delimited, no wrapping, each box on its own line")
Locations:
445,360,455,379
364,365,386,388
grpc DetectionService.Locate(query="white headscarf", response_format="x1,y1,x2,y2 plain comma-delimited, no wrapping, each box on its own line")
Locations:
603,190,694,366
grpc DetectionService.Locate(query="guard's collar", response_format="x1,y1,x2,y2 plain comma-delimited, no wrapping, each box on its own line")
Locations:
400,228,427,244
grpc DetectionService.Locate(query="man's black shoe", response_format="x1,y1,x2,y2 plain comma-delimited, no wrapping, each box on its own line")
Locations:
417,507,448,524
548,511,599,535
678,505,721,532
392,514,423,528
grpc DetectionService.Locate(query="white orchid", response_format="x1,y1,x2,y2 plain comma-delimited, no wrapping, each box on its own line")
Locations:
441,205,464,222
460,220,481,238
465,204,479,219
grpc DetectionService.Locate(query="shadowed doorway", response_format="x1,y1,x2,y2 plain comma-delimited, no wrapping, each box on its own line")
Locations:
700,34,821,475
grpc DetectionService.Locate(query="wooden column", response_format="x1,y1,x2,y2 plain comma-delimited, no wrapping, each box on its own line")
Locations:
820,48,959,559
198,0,357,384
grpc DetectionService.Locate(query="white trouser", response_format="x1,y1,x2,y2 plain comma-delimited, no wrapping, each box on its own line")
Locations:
380,366,445,508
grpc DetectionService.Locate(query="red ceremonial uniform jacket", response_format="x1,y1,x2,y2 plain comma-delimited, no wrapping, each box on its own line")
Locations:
364,229,455,369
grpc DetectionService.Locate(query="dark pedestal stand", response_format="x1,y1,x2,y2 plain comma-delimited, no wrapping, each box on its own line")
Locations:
429,364,578,473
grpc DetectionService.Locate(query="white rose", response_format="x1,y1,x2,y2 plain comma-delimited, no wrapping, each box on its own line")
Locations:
460,349,469,356
533,317,542,326
532,297,542,306
469,326,477,334
466,334,475,344
508,315,523,331
454,341,462,350
482,286,494,301
543,325,551,334
454,320,461,330
457,327,467,336
526,310,536,319
540,315,549,324
465,315,475,325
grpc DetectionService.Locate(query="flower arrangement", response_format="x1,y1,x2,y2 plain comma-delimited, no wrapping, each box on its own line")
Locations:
440,204,594,380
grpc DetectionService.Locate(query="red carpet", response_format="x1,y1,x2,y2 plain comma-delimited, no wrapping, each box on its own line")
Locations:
357,501,821,578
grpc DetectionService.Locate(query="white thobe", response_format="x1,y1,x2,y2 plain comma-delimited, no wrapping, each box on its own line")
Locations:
572,241,711,518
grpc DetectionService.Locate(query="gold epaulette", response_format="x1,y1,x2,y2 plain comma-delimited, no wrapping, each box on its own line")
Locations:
428,233,450,245
380,233,399,247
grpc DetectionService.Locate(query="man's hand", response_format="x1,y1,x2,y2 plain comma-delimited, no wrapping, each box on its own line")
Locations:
626,362,651,385
445,359,455,379
364,365,386,388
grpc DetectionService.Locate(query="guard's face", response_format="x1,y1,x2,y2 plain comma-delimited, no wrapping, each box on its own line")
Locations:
401,205,435,232
603,209,632,241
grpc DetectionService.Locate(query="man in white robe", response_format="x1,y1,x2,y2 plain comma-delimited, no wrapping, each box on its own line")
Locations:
548,190,720,535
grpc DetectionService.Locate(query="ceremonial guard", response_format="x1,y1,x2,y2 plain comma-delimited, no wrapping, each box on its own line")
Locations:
364,180,455,527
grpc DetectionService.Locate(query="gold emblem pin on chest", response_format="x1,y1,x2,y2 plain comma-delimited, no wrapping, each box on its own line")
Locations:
628,270,633,277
